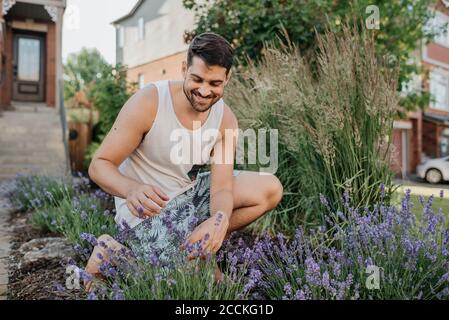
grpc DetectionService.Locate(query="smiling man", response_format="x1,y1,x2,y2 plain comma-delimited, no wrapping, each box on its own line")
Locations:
86,33,283,282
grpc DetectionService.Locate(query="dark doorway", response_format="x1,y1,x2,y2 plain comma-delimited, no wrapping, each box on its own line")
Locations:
12,31,45,102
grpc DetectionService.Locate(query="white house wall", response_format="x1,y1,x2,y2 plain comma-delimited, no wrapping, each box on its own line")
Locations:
117,0,195,68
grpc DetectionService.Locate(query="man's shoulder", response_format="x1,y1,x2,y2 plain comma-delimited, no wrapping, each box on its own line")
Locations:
119,83,159,137
222,102,238,129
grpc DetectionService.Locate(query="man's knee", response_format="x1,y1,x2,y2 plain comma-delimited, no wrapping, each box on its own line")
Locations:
98,234,113,246
264,174,283,210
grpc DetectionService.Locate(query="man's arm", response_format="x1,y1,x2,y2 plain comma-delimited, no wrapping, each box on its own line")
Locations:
88,84,169,218
209,104,239,221
185,104,238,255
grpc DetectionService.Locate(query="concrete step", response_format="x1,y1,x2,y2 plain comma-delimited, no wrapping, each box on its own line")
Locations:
0,146,65,157
0,154,65,165
0,164,67,177
0,104,69,180
0,140,64,148
0,128,62,136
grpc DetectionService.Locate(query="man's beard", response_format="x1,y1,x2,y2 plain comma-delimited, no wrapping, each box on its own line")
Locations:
182,82,218,113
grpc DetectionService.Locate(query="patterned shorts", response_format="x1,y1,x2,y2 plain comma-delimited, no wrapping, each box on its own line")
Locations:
123,170,241,266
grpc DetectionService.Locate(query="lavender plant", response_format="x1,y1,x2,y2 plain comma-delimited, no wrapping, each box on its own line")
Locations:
236,186,449,300
32,189,117,261
76,211,250,300
10,173,75,211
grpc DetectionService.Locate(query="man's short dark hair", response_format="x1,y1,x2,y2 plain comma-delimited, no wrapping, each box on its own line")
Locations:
187,32,234,74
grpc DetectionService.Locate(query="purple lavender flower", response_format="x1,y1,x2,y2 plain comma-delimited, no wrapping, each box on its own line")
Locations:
379,183,385,201
54,283,65,293
80,210,88,221
87,292,98,300
283,283,293,297
294,289,306,300
79,269,93,282
149,254,159,266
343,190,350,209
80,232,98,246
305,257,321,287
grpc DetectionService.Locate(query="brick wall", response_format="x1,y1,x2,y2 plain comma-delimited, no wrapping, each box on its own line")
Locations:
391,128,403,176
46,22,55,107
127,51,187,85
0,0,3,111
423,120,439,158
1,23,12,108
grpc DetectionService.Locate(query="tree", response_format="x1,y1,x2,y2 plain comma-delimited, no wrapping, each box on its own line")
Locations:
183,0,446,112
63,48,107,101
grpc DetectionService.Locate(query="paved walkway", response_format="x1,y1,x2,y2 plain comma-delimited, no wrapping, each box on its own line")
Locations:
394,178,449,197
0,102,69,300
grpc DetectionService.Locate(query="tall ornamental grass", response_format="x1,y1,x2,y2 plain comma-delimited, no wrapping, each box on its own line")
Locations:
227,25,400,233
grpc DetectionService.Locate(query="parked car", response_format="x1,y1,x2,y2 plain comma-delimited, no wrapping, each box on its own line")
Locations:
416,156,449,184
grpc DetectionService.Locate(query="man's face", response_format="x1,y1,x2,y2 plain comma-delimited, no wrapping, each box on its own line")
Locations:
182,56,230,113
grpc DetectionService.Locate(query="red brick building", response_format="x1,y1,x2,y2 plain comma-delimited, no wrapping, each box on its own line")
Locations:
392,1,449,178
0,0,66,110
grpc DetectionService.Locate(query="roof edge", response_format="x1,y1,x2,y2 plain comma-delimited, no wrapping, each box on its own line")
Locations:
111,0,144,25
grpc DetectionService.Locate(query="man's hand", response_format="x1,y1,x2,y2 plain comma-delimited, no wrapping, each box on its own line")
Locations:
182,211,229,260
126,184,169,218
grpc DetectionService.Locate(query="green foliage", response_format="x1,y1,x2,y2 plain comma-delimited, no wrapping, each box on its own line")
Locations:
64,48,107,101
183,0,442,112
227,25,399,233
86,63,137,151
80,64,136,170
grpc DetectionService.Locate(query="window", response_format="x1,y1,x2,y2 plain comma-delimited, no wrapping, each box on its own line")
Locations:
118,26,125,48
18,38,40,81
138,74,145,89
430,71,449,111
138,17,145,41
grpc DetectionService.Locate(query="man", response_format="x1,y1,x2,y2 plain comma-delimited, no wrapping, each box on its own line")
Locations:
86,33,283,281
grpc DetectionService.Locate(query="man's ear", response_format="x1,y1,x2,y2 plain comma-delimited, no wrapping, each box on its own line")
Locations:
225,69,232,85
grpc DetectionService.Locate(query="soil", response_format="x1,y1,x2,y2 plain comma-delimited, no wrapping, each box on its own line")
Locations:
7,209,83,300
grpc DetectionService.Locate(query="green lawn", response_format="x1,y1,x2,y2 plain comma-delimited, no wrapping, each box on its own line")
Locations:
393,192,449,225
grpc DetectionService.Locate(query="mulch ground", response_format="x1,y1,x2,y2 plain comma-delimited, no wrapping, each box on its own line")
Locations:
7,209,82,300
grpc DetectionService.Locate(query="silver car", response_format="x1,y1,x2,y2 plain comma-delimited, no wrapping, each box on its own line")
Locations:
417,156,449,184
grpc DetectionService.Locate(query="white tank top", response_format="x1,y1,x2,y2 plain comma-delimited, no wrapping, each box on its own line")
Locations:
114,80,224,228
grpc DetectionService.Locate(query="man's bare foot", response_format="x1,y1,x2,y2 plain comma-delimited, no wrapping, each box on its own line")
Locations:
84,261,106,292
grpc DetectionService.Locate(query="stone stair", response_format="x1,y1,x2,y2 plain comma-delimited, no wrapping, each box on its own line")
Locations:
0,102,69,181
